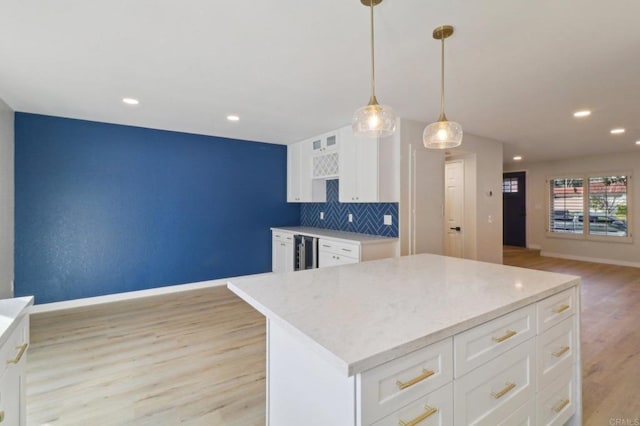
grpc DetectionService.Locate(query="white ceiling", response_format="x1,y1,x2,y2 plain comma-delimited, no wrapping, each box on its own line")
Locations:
1,0,639,165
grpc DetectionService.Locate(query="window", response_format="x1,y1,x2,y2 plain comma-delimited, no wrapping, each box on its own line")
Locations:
548,174,631,241
503,177,519,193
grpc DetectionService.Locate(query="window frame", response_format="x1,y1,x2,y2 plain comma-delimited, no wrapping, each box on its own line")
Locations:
546,172,633,243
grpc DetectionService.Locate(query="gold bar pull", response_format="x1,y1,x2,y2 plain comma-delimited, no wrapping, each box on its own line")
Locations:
0,410,4,422
553,398,570,413
398,405,438,426
491,382,516,399
492,329,517,343
396,369,435,390
7,343,28,365
552,346,570,357
553,304,570,314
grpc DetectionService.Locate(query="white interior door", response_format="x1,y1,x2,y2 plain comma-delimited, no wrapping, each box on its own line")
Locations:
445,160,464,258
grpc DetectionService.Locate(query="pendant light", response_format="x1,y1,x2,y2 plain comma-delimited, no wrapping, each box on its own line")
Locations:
352,0,397,138
423,25,463,149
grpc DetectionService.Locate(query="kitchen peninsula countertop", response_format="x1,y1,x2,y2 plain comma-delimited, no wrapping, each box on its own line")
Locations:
228,253,580,376
0,296,34,347
270,226,397,245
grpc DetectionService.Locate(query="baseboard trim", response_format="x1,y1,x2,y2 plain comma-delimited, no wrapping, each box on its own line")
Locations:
540,251,640,269
30,273,272,314
527,244,542,250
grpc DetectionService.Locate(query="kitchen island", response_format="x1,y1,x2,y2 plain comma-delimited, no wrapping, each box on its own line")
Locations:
228,254,581,425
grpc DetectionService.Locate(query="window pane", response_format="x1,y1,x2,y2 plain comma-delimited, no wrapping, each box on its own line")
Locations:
588,176,628,237
549,178,584,234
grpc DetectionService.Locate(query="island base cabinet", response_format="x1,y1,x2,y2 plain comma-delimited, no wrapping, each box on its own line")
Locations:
267,320,356,426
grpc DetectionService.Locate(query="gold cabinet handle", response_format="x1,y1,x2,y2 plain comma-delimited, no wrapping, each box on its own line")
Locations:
552,346,570,357
396,369,435,390
7,343,28,364
491,382,516,399
0,410,4,423
398,405,438,426
553,398,570,413
553,304,570,314
492,330,517,343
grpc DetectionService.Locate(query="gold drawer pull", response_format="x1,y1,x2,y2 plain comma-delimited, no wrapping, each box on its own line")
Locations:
492,329,517,343
7,343,28,365
553,398,570,413
552,346,570,357
398,405,437,426
491,382,516,399
553,304,570,314
0,410,4,422
396,369,435,390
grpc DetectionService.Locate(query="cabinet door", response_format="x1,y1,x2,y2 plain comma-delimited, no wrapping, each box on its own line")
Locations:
287,143,301,202
338,127,358,202
354,134,380,202
298,141,313,202
0,366,20,426
283,241,295,272
318,250,336,268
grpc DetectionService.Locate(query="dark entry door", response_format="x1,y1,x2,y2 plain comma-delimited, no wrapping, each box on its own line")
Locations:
503,171,526,247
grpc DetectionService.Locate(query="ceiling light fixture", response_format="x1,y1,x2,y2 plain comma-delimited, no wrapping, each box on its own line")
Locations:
226,115,240,122
122,98,139,105
635,141,640,145
573,110,591,118
513,156,523,161
352,0,396,138
424,25,463,149
610,128,625,135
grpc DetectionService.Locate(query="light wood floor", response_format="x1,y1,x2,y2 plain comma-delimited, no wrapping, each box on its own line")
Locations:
27,249,640,425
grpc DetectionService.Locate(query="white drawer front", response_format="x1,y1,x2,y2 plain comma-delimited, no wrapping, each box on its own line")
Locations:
318,239,360,258
0,315,29,375
360,338,453,424
454,304,536,377
273,231,294,241
537,287,576,333
371,383,453,426
536,371,575,426
454,338,536,426
536,316,576,391
498,400,535,426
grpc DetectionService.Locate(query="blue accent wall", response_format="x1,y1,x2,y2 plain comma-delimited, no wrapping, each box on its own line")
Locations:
15,113,300,304
300,180,398,237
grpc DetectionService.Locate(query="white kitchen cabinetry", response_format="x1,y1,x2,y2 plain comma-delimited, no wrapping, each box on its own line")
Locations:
271,231,294,273
287,140,326,203
318,239,359,267
0,314,29,426
311,131,338,153
262,286,580,425
338,126,398,203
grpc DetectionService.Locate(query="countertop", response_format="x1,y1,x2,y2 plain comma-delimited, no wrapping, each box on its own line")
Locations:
271,226,397,245
228,253,580,376
0,296,34,347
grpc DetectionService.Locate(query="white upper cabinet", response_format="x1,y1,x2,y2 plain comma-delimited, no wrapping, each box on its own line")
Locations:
339,125,399,203
311,132,338,153
288,140,325,202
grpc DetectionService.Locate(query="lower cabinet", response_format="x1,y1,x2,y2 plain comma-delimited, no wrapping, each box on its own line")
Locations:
0,315,29,426
318,239,359,268
272,231,294,273
266,286,580,426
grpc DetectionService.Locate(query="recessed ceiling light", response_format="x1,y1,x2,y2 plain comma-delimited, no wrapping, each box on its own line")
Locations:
636,141,640,145
513,156,523,161
573,110,591,118
226,115,240,122
610,128,625,135
122,98,139,105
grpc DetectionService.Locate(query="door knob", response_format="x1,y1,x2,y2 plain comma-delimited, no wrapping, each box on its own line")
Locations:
449,226,461,231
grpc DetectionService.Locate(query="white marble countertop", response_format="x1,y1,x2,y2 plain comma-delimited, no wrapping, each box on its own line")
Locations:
271,226,397,245
0,296,34,347
228,253,580,376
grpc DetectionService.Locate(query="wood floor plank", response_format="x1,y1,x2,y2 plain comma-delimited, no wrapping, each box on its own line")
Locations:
27,250,640,425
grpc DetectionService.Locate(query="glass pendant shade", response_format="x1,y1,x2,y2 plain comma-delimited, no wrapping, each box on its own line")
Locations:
423,119,463,149
352,102,397,138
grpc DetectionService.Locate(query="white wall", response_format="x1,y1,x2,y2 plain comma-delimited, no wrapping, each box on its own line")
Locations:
449,133,504,264
0,98,14,298
505,152,640,267
398,119,445,256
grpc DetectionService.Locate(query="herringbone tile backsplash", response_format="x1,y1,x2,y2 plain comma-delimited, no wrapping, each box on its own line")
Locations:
300,180,398,237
